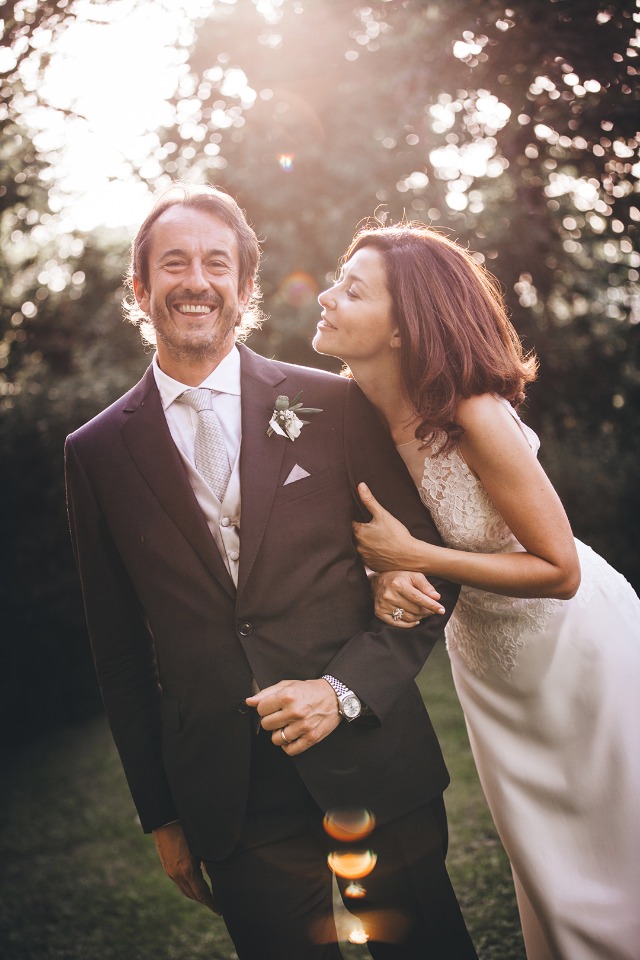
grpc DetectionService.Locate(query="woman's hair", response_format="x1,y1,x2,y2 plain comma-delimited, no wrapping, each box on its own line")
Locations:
123,181,263,343
342,222,537,450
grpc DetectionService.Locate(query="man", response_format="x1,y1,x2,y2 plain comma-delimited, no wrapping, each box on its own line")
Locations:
65,182,477,959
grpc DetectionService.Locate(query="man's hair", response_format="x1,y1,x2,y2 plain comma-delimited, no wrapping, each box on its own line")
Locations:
341,222,537,451
123,181,263,344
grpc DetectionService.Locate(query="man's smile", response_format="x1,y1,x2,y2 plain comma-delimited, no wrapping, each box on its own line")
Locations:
175,303,215,315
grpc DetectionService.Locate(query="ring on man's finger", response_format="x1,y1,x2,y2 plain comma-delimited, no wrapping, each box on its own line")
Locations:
392,607,405,622
280,727,292,745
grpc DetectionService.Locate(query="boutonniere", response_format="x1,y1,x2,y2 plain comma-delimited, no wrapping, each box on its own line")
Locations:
267,392,322,441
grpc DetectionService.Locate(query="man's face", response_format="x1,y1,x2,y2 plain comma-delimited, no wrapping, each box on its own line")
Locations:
133,205,253,369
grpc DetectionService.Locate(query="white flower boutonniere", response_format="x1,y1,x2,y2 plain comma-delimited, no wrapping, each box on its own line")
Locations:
267,392,322,441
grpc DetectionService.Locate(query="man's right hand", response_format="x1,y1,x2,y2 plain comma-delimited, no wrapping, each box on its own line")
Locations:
152,821,220,914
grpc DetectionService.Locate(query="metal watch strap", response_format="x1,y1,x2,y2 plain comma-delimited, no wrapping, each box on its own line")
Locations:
322,674,355,701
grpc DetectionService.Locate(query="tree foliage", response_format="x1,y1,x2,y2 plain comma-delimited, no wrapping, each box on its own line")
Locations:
148,0,640,570
1,0,638,741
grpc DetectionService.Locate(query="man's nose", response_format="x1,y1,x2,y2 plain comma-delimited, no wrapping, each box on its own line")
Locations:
184,260,209,291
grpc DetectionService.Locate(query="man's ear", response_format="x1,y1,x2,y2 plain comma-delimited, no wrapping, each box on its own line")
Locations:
133,276,150,314
238,277,255,316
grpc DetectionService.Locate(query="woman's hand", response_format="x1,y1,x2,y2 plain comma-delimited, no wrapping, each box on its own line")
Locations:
372,570,446,627
354,482,437,572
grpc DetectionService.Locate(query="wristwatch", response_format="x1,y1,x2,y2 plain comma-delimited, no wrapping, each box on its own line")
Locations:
322,674,362,721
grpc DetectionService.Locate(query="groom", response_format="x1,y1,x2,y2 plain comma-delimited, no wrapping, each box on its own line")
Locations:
65,182,477,959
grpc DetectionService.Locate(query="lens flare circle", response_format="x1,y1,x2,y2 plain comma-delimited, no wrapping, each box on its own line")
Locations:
327,849,377,879
323,808,376,842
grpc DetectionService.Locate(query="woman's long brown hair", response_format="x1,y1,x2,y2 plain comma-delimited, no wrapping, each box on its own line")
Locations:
343,223,538,451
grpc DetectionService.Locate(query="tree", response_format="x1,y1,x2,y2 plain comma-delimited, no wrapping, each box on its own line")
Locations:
145,0,640,581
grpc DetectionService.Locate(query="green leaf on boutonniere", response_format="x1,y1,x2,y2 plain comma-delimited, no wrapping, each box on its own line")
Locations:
268,392,322,441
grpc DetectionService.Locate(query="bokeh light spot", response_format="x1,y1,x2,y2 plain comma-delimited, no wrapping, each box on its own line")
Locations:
348,927,370,944
323,808,376,842
278,271,319,307
327,850,377,879
344,881,367,898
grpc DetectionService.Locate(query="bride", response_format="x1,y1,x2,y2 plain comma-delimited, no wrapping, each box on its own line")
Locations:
313,222,640,960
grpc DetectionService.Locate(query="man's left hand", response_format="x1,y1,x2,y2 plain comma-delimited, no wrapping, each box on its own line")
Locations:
246,679,340,755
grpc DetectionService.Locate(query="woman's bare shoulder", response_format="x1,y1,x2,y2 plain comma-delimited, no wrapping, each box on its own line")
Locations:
455,393,513,432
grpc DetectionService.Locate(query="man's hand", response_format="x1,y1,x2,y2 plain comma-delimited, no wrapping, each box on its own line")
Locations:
246,679,341,756
152,821,220,914
373,570,445,627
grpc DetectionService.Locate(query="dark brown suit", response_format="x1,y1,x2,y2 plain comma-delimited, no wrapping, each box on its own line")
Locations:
65,343,476,958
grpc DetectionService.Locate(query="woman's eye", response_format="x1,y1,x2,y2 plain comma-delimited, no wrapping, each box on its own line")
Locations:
346,288,358,300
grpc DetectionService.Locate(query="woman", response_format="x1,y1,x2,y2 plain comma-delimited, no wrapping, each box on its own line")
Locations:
313,223,640,960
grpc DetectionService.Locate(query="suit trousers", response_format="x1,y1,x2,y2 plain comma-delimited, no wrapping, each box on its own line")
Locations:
204,728,478,960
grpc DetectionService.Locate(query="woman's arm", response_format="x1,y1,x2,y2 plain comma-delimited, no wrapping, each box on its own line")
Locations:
354,395,580,600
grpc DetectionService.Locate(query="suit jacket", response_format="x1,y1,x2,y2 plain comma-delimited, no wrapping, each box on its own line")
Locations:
65,344,460,861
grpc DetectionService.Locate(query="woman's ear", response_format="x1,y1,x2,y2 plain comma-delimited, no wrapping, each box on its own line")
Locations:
390,329,402,349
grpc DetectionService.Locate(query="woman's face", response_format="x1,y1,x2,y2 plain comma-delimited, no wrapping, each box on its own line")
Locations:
313,246,399,367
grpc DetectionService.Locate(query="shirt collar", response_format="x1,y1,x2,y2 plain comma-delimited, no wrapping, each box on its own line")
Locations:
153,346,241,411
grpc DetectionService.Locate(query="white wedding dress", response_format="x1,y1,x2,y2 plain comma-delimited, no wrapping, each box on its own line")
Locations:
397,401,640,960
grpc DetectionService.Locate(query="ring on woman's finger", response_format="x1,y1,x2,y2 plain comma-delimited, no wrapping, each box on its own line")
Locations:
392,607,405,622
280,727,292,746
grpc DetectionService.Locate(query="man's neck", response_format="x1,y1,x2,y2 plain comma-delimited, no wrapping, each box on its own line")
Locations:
155,341,235,387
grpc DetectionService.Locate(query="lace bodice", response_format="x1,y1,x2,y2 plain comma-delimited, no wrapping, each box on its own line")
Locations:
397,401,563,676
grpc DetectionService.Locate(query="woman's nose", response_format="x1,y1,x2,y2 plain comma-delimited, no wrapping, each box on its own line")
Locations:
318,287,332,307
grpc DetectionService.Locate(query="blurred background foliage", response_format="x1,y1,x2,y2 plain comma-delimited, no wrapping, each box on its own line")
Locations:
1,0,638,747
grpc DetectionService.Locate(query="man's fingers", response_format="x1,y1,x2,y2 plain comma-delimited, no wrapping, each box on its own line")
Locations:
246,680,287,710
191,871,221,914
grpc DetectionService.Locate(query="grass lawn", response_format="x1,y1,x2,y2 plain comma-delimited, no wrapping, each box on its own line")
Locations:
0,642,525,959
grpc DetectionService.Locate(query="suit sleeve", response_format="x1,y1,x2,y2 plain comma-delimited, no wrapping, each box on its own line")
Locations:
65,436,178,832
323,381,460,721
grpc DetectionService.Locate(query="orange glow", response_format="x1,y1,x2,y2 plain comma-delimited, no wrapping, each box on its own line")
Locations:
323,808,376,842
327,849,377,879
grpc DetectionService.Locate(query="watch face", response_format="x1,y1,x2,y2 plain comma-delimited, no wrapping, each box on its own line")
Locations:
341,695,361,719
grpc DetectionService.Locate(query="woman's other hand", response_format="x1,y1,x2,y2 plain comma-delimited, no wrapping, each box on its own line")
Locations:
372,570,445,627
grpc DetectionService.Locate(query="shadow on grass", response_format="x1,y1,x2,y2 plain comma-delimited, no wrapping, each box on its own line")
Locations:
0,643,525,960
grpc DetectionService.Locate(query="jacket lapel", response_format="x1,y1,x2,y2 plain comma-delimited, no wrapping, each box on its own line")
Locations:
120,367,235,598
236,344,287,597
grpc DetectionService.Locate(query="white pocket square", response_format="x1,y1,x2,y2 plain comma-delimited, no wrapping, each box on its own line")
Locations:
284,464,311,485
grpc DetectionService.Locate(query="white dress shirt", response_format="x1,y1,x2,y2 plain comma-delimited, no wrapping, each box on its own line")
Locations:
152,347,242,584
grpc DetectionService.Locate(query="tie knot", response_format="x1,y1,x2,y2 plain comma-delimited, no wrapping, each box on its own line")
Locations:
177,388,213,413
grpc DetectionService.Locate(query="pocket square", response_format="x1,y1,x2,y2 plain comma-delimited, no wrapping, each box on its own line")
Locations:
284,464,311,485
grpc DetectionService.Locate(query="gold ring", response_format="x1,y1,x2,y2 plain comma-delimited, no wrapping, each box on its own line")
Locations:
280,727,291,745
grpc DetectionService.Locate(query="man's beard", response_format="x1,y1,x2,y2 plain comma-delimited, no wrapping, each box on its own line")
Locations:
149,297,238,363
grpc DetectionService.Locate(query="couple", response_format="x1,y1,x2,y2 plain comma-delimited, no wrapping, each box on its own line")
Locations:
65,182,639,960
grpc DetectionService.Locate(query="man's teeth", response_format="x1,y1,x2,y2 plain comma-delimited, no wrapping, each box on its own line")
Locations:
176,304,213,315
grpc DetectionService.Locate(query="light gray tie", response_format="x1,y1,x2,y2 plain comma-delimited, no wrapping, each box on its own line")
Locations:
178,388,231,501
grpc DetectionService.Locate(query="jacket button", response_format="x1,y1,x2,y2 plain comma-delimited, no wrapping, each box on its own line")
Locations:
237,700,250,714
238,621,252,636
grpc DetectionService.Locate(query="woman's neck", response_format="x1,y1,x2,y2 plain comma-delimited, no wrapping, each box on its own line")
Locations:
350,361,419,445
